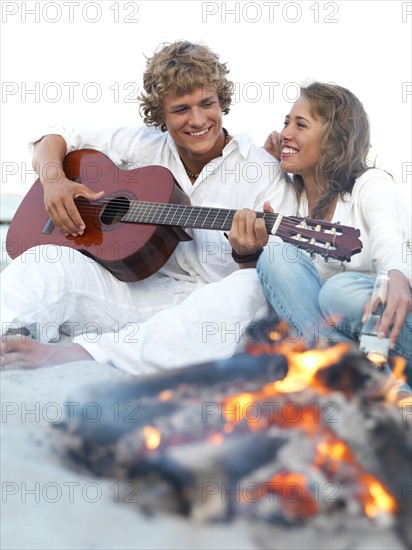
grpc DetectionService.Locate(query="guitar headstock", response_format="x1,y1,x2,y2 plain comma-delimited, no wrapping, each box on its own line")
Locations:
274,216,363,261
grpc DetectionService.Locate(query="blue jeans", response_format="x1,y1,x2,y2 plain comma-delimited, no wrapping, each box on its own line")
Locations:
257,243,412,388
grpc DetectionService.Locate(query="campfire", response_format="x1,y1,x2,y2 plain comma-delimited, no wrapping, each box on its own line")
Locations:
56,320,411,549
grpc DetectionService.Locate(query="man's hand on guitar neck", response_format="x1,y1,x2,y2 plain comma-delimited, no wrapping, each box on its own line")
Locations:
33,135,104,237
228,201,273,269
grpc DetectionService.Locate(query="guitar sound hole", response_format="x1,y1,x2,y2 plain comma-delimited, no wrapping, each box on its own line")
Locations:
100,196,130,225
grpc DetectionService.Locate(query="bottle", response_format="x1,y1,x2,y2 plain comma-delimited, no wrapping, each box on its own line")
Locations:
359,271,390,367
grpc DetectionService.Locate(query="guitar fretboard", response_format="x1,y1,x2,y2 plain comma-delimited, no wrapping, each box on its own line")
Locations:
122,201,277,233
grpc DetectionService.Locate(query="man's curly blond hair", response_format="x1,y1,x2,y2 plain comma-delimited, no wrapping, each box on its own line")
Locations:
139,41,234,130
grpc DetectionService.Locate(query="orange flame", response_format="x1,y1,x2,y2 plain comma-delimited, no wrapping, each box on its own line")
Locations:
143,425,161,450
382,356,410,407
360,474,397,518
391,356,407,380
272,344,349,394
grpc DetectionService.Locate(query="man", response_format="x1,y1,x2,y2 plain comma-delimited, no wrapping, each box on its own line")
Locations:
1,40,290,375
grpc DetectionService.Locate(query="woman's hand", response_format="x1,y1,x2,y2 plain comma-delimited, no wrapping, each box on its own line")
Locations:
363,270,412,349
263,131,282,161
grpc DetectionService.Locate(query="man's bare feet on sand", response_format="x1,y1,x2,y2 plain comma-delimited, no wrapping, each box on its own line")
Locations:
0,336,93,370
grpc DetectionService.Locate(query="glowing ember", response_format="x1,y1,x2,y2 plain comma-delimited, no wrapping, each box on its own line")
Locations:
158,389,173,401
366,351,387,365
360,474,397,518
221,390,269,431
316,440,352,463
265,471,317,518
227,392,256,411
208,433,224,446
143,426,161,450
268,330,282,341
397,396,412,407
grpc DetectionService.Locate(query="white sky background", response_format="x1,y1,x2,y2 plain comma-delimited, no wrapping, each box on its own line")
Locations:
1,0,411,208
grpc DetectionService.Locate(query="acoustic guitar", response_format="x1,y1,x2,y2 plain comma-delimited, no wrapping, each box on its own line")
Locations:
6,149,362,282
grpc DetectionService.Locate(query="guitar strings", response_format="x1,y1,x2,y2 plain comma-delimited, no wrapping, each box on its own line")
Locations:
53,203,356,258
61,200,355,247
65,199,347,231
55,198,359,257
69,201,313,231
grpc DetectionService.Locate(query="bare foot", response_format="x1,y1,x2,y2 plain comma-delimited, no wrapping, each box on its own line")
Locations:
0,336,93,370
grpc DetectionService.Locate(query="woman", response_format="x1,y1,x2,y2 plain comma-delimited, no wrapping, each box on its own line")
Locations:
255,82,412,386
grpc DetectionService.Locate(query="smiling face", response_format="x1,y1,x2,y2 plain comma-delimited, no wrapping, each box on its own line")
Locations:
162,86,225,168
279,96,324,182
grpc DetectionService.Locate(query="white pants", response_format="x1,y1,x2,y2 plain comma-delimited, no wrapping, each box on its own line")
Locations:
1,246,270,375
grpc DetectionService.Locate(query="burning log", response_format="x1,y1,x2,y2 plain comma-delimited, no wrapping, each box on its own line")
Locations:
54,329,411,550
56,351,287,472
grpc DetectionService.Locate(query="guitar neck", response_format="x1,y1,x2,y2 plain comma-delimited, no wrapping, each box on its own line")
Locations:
122,201,277,233
118,198,363,262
